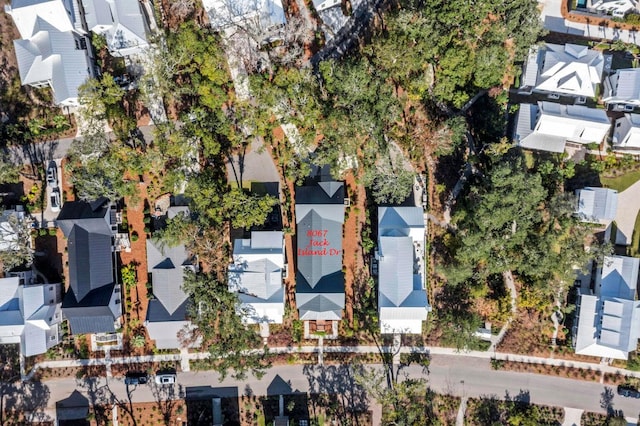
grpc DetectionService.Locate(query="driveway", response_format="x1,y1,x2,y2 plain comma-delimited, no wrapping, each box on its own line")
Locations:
539,0,640,44
614,179,640,245
225,137,280,188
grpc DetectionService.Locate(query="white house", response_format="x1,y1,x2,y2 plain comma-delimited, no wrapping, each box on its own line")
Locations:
514,102,611,153
229,231,285,324
0,273,62,357
311,0,341,13
6,0,93,107
520,43,606,99
82,0,149,57
612,113,640,151
377,207,429,335
574,255,640,360
575,187,618,223
202,0,286,32
604,68,640,111
592,0,638,17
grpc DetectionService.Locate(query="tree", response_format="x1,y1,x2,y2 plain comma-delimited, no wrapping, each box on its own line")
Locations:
0,213,33,271
222,189,278,230
364,154,414,205
0,154,20,185
182,272,269,380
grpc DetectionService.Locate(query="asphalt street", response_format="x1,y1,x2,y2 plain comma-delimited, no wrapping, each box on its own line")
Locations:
33,355,640,421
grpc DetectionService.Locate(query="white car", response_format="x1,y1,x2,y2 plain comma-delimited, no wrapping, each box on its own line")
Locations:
155,374,176,385
49,189,61,213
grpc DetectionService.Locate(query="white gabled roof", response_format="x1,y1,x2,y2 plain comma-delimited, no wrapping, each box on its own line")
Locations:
613,113,640,150
575,255,640,359
604,68,640,105
82,0,149,56
0,277,61,357
535,43,604,98
202,0,286,31
8,0,91,106
519,102,610,153
229,231,285,324
575,187,618,223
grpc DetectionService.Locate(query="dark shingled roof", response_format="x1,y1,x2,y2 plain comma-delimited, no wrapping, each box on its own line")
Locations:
146,298,190,323
62,280,117,334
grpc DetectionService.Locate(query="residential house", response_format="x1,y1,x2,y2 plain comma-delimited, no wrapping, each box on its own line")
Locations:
6,0,93,106
202,0,286,32
574,255,640,359
376,207,429,334
514,102,611,153
592,0,638,17
58,198,120,335
0,207,29,254
82,0,149,57
311,0,341,13
0,271,62,357
575,187,618,224
145,239,196,349
604,68,640,111
612,113,640,151
295,179,346,332
229,231,285,325
519,43,606,100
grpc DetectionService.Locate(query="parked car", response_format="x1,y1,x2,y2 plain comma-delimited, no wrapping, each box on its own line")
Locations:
155,373,176,385
49,189,61,213
46,161,57,188
124,372,148,385
617,385,640,398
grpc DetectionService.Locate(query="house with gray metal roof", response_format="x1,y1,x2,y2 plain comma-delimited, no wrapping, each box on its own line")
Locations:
377,207,429,334
295,180,346,323
574,255,640,359
513,101,611,153
229,231,285,325
575,187,618,224
0,272,62,357
82,0,149,57
145,239,197,349
6,0,93,106
604,68,640,111
58,198,120,335
612,113,640,151
519,43,607,99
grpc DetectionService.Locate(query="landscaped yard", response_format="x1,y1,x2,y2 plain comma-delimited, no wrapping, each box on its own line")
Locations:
600,169,640,192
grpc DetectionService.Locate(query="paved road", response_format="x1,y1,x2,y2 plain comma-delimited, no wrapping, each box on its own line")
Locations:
539,0,640,44
32,355,640,422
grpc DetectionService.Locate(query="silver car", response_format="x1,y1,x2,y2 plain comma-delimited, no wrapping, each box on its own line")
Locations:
46,161,57,188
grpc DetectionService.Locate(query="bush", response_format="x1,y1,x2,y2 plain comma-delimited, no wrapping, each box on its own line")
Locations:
292,320,303,343
131,231,139,242
48,228,57,236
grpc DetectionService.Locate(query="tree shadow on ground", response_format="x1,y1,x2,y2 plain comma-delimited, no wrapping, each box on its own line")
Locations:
184,385,239,426
302,364,369,425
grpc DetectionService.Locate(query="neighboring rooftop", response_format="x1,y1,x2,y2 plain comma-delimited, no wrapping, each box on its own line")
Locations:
82,0,149,56
7,0,92,106
145,239,194,349
575,255,640,359
575,187,618,223
229,231,285,324
604,68,640,108
0,275,62,356
612,113,640,151
377,207,428,334
521,43,605,98
202,0,286,31
515,101,610,153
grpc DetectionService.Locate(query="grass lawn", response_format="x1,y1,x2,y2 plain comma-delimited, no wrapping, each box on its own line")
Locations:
630,212,640,257
600,169,640,192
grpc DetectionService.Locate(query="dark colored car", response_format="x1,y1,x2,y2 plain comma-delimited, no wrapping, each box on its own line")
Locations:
124,372,148,385
617,385,640,398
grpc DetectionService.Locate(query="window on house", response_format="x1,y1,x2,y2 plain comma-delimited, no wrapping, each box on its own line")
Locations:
50,335,56,341
49,286,53,291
